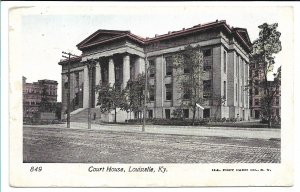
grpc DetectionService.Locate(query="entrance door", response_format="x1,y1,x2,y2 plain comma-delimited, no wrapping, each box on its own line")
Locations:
254,110,260,119
203,109,210,118
165,109,170,119
242,110,245,121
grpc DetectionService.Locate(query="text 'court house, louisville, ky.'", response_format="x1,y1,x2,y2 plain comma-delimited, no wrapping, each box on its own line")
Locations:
58,20,251,122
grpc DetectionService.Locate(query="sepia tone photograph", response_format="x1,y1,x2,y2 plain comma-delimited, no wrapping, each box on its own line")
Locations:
6,2,295,187
22,10,281,164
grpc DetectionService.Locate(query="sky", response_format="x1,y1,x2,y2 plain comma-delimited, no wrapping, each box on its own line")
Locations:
16,5,293,102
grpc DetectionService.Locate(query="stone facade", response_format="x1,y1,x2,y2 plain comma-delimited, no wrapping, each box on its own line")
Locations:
59,20,251,122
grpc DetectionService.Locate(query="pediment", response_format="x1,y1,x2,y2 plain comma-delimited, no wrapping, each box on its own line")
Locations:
235,29,251,45
239,31,251,43
77,30,130,49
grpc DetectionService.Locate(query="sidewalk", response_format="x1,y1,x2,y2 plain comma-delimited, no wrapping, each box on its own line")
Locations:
24,122,281,140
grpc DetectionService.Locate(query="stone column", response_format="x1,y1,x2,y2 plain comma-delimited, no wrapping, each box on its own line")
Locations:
95,60,102,107
83,65,89,108
108,57,115,85
123,55,130,89
134,57,145,78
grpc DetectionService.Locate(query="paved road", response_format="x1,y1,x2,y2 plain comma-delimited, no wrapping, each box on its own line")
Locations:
24,122,281,139
23,126,280,163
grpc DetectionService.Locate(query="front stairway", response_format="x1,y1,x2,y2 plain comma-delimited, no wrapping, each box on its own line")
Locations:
69,108,127,123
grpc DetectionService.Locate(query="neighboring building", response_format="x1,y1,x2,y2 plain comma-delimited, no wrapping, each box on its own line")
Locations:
23,76,58,120
59,20,252,122
249,66,281,119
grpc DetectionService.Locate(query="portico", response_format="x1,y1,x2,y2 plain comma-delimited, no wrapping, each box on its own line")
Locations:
82,52,146,109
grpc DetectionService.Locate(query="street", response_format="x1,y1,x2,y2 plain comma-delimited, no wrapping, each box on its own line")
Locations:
23,125,280,163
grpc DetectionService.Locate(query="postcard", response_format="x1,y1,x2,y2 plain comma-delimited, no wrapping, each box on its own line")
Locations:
6,2,294,187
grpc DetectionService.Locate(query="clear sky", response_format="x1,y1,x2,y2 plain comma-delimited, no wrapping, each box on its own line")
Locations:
17,5,293,102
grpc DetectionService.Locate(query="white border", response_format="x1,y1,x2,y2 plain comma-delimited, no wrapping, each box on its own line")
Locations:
2,1,300,191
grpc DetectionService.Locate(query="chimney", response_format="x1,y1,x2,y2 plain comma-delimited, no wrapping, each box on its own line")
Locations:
155,34,159,37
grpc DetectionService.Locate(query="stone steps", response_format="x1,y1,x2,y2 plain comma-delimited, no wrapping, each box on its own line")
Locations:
70,108,103,122
70,108,128,123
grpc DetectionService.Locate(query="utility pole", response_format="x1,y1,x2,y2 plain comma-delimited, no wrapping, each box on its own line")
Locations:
142,56,148,132
86,59,96,129
62,51,78,128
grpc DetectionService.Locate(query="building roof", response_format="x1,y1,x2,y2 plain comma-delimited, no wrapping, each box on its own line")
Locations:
76,20,252,52
59,20,252,64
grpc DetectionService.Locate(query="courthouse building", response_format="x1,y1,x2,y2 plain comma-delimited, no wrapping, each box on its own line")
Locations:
59,20,252,122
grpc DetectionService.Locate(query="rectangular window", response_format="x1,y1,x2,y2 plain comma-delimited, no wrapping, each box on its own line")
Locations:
149,60,155,78
149,85,155,102
102,67,108,83
241,86,243,102
184,65,190,74
276,109,280,116
203,59,212,71
134,111,139,119
165,109,171,119
223,81,226,99
203,80,212,98
203,49,211,57
183,87,191,100
203,65,212,71
148,110,153,119
255,99,260,106
203,109,210,118
115,66,121,81
130,63,134,80
165,84,172,101
183,109,189,118
223,51,227,73
165,57,173,76
255,88,259,95
236,83,238,101
255,70,259,77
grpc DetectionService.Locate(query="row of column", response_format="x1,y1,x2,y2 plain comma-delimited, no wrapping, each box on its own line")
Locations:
83,54,145,108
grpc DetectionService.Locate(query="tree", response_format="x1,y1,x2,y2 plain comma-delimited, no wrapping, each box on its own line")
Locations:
96,83,126,122
55,102,62,120
250,23,282,127
172,45,205,125
259,66,281,125
124,73,148,122
39,85,55,113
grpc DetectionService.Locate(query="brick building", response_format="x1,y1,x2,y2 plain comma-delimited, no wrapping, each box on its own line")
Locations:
249,66,281,119
23,76,58,119
59,20,252,122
